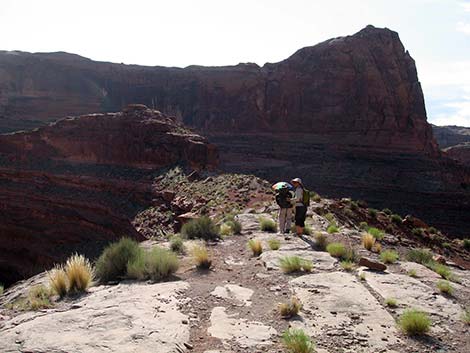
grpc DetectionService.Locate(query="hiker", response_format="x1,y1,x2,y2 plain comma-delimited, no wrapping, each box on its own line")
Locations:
274,184,294,234
291,178,309,236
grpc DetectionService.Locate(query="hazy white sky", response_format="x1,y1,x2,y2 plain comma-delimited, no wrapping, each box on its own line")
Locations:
1,0,469,126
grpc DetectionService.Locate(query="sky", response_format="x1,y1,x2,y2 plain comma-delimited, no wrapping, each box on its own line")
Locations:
0,0,469,127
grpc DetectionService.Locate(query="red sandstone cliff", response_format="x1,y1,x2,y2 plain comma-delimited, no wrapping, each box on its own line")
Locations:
0,106,218,285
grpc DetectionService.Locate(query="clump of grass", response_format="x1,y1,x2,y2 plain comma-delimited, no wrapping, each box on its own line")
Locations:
380,250,399,264
192,244,212,269
391,214,403,224
0,284,3,295
442,242,451,250
181,216,219,241
384,297,398,308
350,200,359,210
303,224,312,235
326,224,339,234
427,262,454,280
462,308,470,325
326,242,346,258
359,272,366,281
340,260,354,271
219,223,233,237
268,238,281,250
65,254,94,293
279,256,313,273
463,239,470,250
368,208,378,218
382,208,392,215
428,226,438,234
95,238,142,282
372,242,382,254
398,309,431,336
437,280,454,295
367,227,384,240
406,248,433,264
408,269,418,278
282,328,315,353
359,221,369,230
279,297,302,318
362,233,376,250
311,192,321,202
127,247,179,281
170,235,185,253
259,217,277,233
228,219,243,235
248,239,263,256
27,285,53,310
314,232,328,251
48,266,68,298
324,213,335,223
412,227,424,236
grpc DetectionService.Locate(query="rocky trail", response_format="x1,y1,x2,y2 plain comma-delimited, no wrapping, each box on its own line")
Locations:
1,210,469,353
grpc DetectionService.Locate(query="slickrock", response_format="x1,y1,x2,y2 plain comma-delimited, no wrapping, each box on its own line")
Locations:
210,284,254,306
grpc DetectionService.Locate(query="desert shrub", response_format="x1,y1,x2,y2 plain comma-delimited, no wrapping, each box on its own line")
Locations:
428,226,438,234
181,216,219,241
463,239,470,250
248,239,263,256
259,217,277,233
324,213,335,223
95,238,141,282
437,280,453,295
27,285,53,310
380,250,399,264
126,250,147,280
384,297,398,308
362,233,376,250
282,328,315,353
227,219,242,235
170,235,185,253
408,269,418,278
279,256,313,273
406,248,433,264
398,309,431,336
340,260,354,271
326,224,339,234
268,238,281,250
462,308,470,325
359,221,369,230
412,227,424,236
368,208,378,218
391,214,403,224
143,247,179,281
192,244,212,269
442,242,451,249
279,297,302,318
65,254,94,293
382,208,392,215
314,232,328,251
368,227,384,240
48,266,68,297
326,242,346,258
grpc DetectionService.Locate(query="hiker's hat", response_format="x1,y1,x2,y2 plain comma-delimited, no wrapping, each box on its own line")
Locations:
291,177,302,185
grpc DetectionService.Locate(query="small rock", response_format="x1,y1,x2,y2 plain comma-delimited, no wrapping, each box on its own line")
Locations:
358,257,387,271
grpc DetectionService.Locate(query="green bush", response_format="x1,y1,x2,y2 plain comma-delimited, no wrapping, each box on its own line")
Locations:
181,216,219,240
428,226,438,234
314,232,328,251
412,227,424,236
391,214,403,224
382,208,392,215
340,260,354,271
268,238,281,250
282,328,315,353
380,250,399,264
279,256,313,273
437,280,453,295
227,219,242,235
398,309,431,336
259,217,277,233
368,208,378,218
359,221,369,230
406,248,433,264
427,262,454,280
170,235,185,253
326,242,346,258
324,213,335,223
463,239,470,250
127,247,179,281
368,227,384,240
327,224,339,234
385,297,398,308
95,238,141,282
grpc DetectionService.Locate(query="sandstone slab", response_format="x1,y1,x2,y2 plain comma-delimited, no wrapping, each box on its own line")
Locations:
261,249,337,271
211,284,254,306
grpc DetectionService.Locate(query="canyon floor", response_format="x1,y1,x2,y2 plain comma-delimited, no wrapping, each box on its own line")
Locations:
1,207,469,353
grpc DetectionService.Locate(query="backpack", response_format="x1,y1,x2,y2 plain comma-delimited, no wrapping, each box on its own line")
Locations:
275,188,292,209
302,188,310,207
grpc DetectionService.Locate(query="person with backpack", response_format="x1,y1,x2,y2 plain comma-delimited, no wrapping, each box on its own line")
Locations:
275,185,294,234
291,178,310,236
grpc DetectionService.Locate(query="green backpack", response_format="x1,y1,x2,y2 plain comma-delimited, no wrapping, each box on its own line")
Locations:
302,188,310,207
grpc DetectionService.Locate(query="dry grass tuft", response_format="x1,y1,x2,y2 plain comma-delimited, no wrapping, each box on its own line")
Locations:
384,297,398,308
362,233,375,250
27,285,53,310
259,217,277,233
398,309,431,336
248,239,263,256
279,256,313,273
437,280,454,295
380,250,399,264
314,232,328,251
192,244,212,269
279,297,302,318
268,238,281,250
48,266,68,297
340,260,355,271
65,254,94,293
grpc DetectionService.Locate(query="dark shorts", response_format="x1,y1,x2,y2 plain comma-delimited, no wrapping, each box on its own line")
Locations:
295,205,307,227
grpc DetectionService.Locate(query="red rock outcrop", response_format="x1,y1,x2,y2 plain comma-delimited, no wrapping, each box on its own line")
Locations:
444,144,470,167
0,106,218,286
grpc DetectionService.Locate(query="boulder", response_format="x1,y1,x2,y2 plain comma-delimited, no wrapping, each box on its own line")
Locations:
358,257,387,271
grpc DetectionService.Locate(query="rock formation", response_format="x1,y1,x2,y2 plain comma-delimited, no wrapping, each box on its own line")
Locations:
432,125,470,166
0,106,218,286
